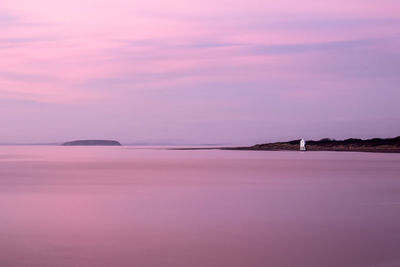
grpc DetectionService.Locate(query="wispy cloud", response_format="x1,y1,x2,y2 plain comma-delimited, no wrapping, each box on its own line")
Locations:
0,10,19,26
114,38,240,50
246,38,377,55
0,71,59,82
0,37,53,49
0,9,45,28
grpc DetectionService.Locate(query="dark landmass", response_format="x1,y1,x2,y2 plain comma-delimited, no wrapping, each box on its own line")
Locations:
224,136,400,153
62,140,122,146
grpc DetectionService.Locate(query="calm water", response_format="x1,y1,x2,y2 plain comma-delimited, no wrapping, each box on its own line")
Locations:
1,146,400,267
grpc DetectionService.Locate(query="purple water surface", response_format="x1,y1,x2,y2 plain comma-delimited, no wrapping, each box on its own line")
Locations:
1,146,400,267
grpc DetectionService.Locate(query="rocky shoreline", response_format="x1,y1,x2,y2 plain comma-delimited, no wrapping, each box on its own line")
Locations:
223,136,400,153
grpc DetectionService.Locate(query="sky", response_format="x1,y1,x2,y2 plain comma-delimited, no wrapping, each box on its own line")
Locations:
0,0,399,144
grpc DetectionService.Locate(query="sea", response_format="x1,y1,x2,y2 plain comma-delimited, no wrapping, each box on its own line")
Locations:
0,146,400,267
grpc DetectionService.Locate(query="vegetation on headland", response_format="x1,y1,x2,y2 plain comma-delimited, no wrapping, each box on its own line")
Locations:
225,136,400,153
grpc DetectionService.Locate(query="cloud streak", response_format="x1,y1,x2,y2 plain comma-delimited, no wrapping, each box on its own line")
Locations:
247,38,377,55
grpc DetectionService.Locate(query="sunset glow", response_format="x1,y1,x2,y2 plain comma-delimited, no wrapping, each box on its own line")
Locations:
1,0,399,143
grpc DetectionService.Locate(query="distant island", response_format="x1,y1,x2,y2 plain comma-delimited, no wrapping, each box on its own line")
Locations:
62,140,122,146
225,136,400,153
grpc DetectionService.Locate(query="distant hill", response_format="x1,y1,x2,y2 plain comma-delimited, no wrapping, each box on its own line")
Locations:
225,136,400,153
62,140,122,146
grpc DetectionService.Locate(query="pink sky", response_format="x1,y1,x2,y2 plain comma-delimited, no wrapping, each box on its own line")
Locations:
1,0,399,144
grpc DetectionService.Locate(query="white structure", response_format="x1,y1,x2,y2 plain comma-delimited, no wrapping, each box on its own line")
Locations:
300,139,307,151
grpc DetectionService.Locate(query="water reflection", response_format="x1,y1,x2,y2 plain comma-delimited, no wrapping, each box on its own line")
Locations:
1,147,400,267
